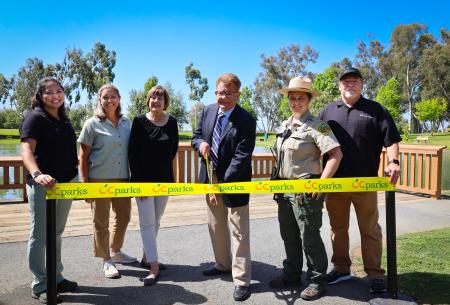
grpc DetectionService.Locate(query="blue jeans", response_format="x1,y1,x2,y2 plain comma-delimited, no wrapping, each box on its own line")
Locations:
27,176,76,294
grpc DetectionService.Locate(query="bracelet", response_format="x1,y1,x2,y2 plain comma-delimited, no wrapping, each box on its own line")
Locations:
388,159,400,165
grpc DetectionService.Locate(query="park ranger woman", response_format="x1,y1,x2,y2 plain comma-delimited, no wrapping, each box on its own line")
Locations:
269,77,342,300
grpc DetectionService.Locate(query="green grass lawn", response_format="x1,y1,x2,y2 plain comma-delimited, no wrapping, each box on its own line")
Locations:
402,132,450,147
354,227,450,304
0,129,20,137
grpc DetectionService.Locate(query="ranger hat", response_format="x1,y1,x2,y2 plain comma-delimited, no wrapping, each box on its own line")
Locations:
279,76,321,97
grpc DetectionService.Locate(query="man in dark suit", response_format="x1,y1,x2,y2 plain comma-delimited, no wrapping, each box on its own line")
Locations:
192,73,256,301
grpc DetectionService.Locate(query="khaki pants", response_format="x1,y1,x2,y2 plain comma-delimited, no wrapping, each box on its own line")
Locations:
325,192,384,278
206,174,251,286
90,178,131,259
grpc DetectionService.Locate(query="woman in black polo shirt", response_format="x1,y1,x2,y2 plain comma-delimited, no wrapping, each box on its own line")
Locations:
20,78,78,303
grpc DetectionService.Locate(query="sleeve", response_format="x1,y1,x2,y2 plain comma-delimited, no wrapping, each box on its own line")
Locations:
128,117,143,180
312,121,341,155
77,118,94,146
19,112,41,141
191,107,207,153
379,106,402,147
171,117,179,160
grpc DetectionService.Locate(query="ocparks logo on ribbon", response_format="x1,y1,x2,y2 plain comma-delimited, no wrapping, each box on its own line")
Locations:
46,177,395,200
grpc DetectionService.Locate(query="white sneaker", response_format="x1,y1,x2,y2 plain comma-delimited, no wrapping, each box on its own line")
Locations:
103,260,120,278
111,250,138,264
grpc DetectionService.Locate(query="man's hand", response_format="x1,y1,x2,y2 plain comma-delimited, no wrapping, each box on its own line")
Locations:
385,163,401,184
199,142,211,158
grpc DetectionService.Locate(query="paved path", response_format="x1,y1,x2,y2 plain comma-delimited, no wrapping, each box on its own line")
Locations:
0,195,449,305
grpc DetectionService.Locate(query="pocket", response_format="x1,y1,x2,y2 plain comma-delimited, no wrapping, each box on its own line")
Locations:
284,135,306,151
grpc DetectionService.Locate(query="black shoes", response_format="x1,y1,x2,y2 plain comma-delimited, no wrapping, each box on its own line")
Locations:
57,279,78,293
325,270,352,284
202,267,231,276
234,285,250,301
269,274,303,288
369,278,387,293
142,273,160,286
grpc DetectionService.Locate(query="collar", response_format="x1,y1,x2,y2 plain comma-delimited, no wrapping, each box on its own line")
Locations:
291,111,312,127
337,95,365,108
218,106,235,119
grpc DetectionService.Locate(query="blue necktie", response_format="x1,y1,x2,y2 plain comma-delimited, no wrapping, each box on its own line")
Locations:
210,112,225,168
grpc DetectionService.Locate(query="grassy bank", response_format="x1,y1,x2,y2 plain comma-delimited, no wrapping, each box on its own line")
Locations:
402,132,450,147
353,227,450,304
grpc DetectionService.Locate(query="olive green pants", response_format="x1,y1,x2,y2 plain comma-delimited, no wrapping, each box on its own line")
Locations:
277,193,328,283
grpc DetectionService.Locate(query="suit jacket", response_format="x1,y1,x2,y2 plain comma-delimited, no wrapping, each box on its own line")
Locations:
192,103,256,207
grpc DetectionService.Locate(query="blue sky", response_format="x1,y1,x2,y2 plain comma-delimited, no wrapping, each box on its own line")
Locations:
1,0,449,112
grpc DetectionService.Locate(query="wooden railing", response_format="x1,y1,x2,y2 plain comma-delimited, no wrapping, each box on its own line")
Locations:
378,144,447,198
1,143,446,203
0,156,27,202
172,144,275,183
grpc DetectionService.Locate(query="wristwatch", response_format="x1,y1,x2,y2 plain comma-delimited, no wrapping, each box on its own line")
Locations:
388,159,400,165
31,170,43,179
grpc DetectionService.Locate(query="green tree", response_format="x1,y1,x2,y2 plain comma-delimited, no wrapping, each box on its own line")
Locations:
0,73,12,106
189,101,205,131
9,58,51,118
419,29,450,128
355,39,386,99
185,63,208,131
376,78,403,123
239,86,257,121
1,42,116,117
164,82,188,130
415,97,448,133
253,44,318,132
310,65,341,115
0,109,22,129
382,24,436,132
67,101,93,131
127,76,158,120
55,42,117,106
185,63,208,103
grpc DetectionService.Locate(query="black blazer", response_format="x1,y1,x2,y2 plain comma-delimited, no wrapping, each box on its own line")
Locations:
192,104,256,207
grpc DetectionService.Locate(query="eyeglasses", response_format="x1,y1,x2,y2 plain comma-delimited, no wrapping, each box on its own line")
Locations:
215,91,237,97
288,96,308,102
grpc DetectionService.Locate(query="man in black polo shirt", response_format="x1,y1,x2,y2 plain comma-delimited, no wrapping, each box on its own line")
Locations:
319,67,401,294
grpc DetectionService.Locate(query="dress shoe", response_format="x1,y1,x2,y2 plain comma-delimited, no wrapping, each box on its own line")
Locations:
142,273,159,286
234,285,250,301
269,274,302,288
57,279,78,293
202,267,231,276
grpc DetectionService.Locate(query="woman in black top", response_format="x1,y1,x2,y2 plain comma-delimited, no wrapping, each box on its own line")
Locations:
128,85,179,286
20,78,78,302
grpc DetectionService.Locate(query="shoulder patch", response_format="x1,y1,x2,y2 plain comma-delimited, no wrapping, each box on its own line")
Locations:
317,122,331,135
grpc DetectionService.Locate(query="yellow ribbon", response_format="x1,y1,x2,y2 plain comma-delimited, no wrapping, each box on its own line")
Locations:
46,177,394,199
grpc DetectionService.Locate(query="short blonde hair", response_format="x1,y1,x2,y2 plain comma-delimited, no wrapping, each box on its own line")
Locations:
94,84,123,120
147,85,170,110
216,73,241,90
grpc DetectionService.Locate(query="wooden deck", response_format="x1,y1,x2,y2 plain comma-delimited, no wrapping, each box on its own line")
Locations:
0,192,428,244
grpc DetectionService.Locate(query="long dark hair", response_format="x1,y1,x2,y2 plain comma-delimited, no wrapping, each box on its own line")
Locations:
32,77,68,120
